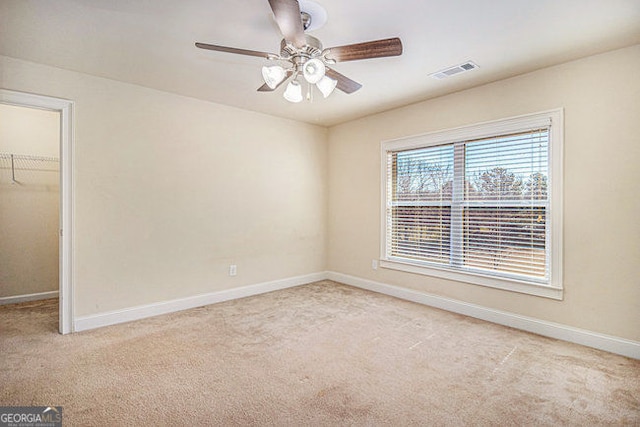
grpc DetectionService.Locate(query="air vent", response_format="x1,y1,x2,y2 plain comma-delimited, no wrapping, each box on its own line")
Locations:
429,61,479,80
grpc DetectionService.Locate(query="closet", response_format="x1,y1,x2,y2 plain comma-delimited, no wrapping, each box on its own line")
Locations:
0,104,60,305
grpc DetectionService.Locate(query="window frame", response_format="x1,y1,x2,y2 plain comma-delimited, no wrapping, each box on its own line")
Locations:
380,109,563,299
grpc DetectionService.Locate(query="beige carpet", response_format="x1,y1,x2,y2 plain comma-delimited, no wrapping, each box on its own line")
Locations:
1,280,639,425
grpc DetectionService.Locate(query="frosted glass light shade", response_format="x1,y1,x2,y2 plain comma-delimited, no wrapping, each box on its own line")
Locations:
262,65,286,89
283,81,303,103
316,76,337,98
302,58,326,84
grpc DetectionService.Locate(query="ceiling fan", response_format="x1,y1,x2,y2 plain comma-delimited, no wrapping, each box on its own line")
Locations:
195,0,403,103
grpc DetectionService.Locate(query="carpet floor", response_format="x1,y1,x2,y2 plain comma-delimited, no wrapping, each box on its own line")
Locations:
1,280,639,425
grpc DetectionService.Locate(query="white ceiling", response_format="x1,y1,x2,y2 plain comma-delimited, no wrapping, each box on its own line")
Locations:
2,0,639,126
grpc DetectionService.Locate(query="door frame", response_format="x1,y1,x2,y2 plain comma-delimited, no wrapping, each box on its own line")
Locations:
0,89,74,334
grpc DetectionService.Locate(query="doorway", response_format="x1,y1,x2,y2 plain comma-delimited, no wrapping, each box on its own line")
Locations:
0,89,74,334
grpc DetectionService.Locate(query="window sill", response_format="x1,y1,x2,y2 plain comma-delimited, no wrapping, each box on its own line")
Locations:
379,259,563,300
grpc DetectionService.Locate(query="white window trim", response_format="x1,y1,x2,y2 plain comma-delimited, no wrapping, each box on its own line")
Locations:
380,109,563,300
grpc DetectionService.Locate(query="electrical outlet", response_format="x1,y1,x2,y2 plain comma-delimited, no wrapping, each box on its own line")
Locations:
229,264,237,276
372,259,378,270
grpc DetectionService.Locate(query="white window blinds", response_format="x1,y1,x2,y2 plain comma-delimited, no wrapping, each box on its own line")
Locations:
385,126,552,285
463,129,549,281
389,144,454,264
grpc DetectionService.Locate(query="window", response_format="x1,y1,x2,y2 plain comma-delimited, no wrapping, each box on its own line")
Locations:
381,110,563,299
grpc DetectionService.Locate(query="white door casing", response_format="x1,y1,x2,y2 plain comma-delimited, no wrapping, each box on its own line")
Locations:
0,89,74,334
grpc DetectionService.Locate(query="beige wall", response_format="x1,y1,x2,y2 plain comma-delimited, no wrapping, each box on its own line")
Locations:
1,55,328,317
328,44,640,342
0,104,60,297
0,104,59,156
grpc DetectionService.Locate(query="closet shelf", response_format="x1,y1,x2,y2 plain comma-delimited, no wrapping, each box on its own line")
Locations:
0,152,59,183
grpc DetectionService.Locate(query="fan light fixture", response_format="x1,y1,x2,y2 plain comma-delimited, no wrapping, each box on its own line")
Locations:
262,60,334,101
302,58,325,84
316,75,337,98
283,80,303,103
262,65,287,89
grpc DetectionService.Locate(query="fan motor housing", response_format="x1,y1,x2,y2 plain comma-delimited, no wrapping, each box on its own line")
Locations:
280,35,323,63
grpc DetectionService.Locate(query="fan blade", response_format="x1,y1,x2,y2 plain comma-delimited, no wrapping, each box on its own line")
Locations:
268,0,306,48
257,70,294,92
325,68,362,94
195,42,277,59
324,37,403,63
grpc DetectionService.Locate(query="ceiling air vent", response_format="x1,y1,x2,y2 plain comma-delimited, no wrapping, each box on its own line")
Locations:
429,61,479,80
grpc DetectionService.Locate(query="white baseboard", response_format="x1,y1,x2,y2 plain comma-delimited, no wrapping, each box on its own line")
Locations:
74,272,327,332
0,290,59,305
71,270,640,359
328,271,640,360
